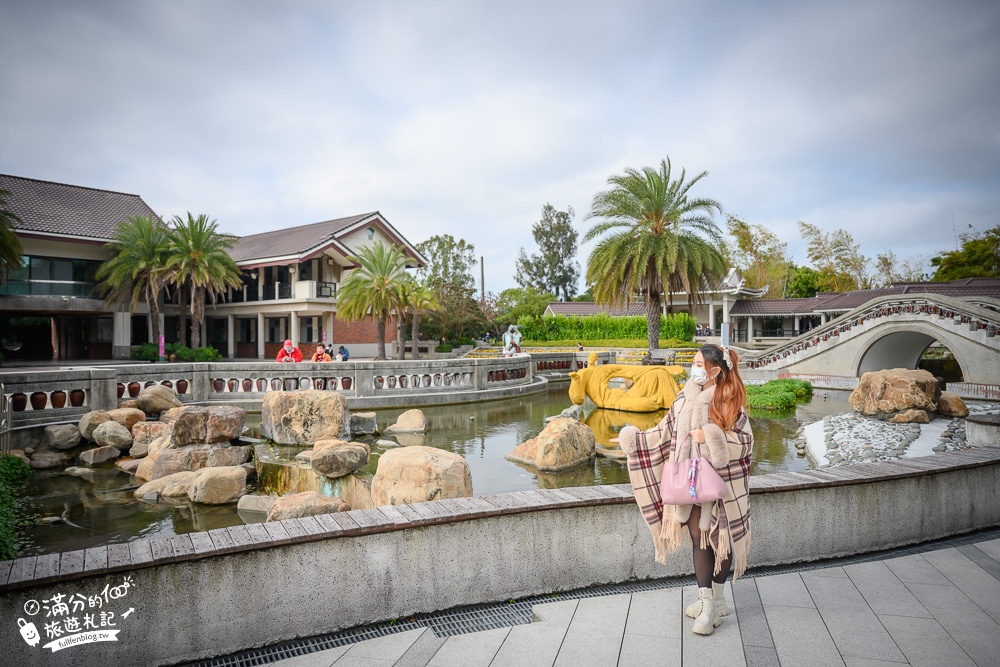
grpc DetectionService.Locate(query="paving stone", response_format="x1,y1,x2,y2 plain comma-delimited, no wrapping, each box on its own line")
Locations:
960,544,1000,583
491,599,578,667
878,614,976,666
905,581,1000,667
841,659,913,666
974,538,1000,563
554,593,631,667
806,565,849,578
427,628,510,667
622,587,683,639
801,572,906,663
617,634,680,667
732,577,774,648
682,585,746,667
742,645,780,667
763,605,845,667
395,627,446,667
844,561,933,618
921,547,1000,624
883,553,951,585
339,628,427,662
754,572,815,608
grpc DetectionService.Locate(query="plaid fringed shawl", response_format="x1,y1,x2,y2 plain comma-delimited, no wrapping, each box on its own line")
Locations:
621,382,754,579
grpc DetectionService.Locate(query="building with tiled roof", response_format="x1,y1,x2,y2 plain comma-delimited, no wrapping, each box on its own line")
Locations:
0,174,426,361
544,302,648,317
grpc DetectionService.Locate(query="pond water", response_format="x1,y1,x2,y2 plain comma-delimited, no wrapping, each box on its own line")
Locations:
17,385,853,556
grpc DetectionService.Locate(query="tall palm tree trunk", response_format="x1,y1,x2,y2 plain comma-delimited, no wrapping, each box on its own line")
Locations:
148,285,161,348
376,315,387,360
191,285,204,348
646,295,661,353
411,313,421,360
177,283,188,347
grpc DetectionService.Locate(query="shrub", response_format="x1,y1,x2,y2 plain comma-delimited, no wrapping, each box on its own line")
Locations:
745,379,813,411
520,338,699,349
435,344,453,353
193,346,223,362
0,456,32,560
516,312,696,343
166,344,195,361
131,343,159,361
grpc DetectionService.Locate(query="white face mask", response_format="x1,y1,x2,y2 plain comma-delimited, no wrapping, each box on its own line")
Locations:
690,366,709,385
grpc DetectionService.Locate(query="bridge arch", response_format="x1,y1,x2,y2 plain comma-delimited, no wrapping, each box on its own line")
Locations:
852,322,972,380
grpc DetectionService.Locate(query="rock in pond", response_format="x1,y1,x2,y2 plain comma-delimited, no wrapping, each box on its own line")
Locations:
260,390,350,445
173,406,246,446
107,407,146,432
78,445,121,467
78,410,111,441
237,494,275,514
134,444,250,482
137,384,184,415
92,421,133,450
383,409,426,433
131,421,172,457
506,417,596,472
30,450,72,470
44,424,82,450
188,466,246,504
350,412,378,436
116,458,142,474
135,471,198,499
371,446,472,506
311,440,370,478
265,491,350,522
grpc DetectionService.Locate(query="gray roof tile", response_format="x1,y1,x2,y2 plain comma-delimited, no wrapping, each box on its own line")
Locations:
228,213,376,263
546,302,648,317
0,174,158,241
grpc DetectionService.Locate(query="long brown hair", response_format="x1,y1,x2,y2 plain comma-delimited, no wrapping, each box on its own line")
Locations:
701,344,746,431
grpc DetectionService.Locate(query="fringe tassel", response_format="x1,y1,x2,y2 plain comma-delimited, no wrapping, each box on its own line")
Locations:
658,516,684,555
731,528,751,580
713,527,732,576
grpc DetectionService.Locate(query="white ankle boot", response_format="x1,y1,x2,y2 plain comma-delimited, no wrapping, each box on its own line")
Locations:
691,587,722,635
686,582,728,619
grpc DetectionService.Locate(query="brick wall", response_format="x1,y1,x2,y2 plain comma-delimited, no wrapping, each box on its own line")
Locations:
331,316,398,346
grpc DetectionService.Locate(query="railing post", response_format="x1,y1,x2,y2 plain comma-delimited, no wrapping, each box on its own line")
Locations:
352,362,374,397
89,368,118,412
192,364,212,401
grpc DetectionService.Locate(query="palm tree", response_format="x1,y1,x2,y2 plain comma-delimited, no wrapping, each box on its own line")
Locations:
95,215,171,347
166,213,242,349
336,243,409,360
0,189,24,284
407,282,440,360
584,157,727,351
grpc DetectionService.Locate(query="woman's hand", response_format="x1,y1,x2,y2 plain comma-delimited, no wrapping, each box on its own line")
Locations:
690,428,705,443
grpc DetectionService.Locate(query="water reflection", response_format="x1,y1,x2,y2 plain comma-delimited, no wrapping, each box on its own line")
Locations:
18,385,854,556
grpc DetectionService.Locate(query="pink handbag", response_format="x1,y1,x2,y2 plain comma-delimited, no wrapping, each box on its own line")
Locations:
660,439,728,505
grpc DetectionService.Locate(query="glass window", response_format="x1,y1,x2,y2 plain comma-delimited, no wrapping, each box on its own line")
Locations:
11,256,29,281
30,257,52,280
52,259,73,281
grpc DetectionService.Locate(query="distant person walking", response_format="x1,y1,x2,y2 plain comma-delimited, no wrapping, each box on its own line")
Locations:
276,340,302,363
310,344,331,362
337,345,350,361
614,344,753,636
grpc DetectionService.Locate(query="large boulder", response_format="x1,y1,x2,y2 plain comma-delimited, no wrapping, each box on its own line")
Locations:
849,369,941,417
260,390,350,445
311,440,370,479
148,434,176,454
116,458,142,474
137,385,183,415
890,409,930,424
371,446,473,506
383,409,427,433
44,424,82,450
265,491,350,522
78,410,111,441
350,412,378,436
134,471,198,499
237,494,275,514
160,407,183,424
134,444,250,482
170,406,244,445
188,467,246,504
29,450,72,470
506,418,596,472
130,422,172,458
107,407,146,432
937,391,970,417
92,421,133,451
79,445,120,467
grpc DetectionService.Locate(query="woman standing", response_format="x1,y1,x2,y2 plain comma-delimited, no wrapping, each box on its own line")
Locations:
616,344,753,636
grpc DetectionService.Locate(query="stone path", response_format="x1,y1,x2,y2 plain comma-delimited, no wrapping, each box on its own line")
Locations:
262,538,1000,666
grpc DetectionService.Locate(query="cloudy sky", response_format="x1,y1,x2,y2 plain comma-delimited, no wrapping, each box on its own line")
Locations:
2,0,998,294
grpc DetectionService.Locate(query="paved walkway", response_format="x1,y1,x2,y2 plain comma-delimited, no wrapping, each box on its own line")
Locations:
262,538,1000,667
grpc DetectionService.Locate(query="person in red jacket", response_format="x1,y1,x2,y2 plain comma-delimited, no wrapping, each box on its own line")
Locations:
276,339,302,363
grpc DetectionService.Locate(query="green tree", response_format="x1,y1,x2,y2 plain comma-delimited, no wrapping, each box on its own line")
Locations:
572,284,595,302
0,189,24,284
583,157,727,352
515,204,580,300
95,215,171,347
797,221,870,291
420,281,486,344
405,281,440,359
165,213,242,349
784,265,822,298
336,243,409,359
930,225,1000,281
872,250,929,287
496,286,555,324
415,234,477,288
725,215,790,297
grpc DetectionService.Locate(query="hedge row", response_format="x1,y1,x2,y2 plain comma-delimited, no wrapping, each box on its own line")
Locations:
0,456,32,560
521,338,700,349
132,343,223,362
516,313,696,342
745,379,813,411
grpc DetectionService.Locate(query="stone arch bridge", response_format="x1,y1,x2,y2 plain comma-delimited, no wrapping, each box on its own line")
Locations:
746,293,1000,384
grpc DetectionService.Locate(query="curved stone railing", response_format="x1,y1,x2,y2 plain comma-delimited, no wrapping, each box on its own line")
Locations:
0,446,997,666
747,293,1000,371
0,357,540,426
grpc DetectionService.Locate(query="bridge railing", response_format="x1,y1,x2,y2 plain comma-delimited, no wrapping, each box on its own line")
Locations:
748,293,1000,370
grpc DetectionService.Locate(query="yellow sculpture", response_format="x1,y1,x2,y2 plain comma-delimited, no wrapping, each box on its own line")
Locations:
585,408,668,447
568,353,683,412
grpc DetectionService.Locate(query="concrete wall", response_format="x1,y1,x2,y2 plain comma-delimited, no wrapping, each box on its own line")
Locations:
2,448,999,667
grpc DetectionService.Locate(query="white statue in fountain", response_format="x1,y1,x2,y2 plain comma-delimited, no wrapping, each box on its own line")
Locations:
502,324,523,357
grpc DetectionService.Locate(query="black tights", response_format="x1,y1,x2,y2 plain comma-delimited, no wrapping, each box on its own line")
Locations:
687,505,732,588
